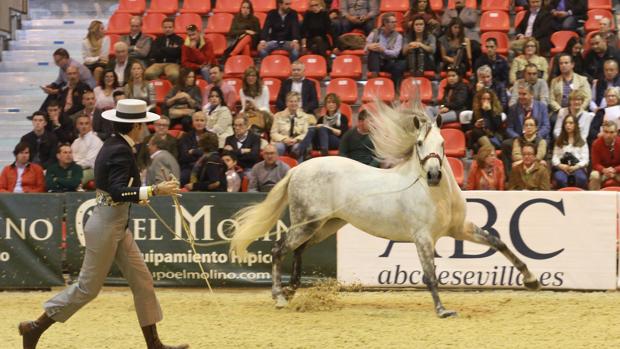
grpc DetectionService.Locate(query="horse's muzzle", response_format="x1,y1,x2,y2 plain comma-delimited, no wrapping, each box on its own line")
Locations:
427,169,442,186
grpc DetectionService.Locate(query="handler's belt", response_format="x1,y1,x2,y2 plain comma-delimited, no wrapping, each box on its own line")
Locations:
95,190,123,207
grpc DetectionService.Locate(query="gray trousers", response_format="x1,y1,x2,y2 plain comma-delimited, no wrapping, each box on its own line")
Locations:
44,203,162,327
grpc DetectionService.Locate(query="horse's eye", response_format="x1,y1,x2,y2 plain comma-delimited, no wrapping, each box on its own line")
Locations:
417,140,423,147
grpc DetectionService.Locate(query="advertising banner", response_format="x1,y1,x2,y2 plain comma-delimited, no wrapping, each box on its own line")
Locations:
338,191,618,290
0,194,65,288
65,193,336,287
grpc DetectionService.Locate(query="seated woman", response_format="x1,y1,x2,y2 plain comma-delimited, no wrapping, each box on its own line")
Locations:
270,91,315,160
508,143,551,190
299,93,349,156
549,37,585,81
466,145,505,190
185,132,227,192
403,0,440,36
438,18,471,76
123,61,155,106
553,90,594,143
165,67,202,131
93,69,120,111
82,20,109,84
402,16,436,77
301,0,333,63
509,38,548,85
225,0,261,57
511,117,548,168
551,115,589,189
240,66,270,113
429,66,469,123
589,87,620,146
468,88,505,153
199,86,234,148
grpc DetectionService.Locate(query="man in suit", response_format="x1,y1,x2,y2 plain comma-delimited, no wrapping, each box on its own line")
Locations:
19,99,187,349
223,115,261,174
145,17,182,84
145,136,181,185
513,0,553,55
275,61,319,114
106,41,135,86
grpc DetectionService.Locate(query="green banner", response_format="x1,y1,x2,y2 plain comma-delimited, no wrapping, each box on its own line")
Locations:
64,193,336,286
0,194,64,288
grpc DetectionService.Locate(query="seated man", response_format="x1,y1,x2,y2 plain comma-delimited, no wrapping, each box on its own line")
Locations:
248,144,290,192
21,111,58,169
339,110,379,167
145,136,181,186
45,100,76,144
507,143,551,190
549,54,591,119
589,121,620,190
509,63,550,107
71,114,104,184
0,142,45,193
271,91,314,160
181,24,216,81
120,16,152,66
45,143,83,192
144,17,182,84
137,116,178,170
469,65,508,112
59,65,92,118
40,48,96,111
599,17,618,49
275,61,319,114
473,38,509,86
590,60,620,112
512,0,553,55
583,33,620,82
549,0,586,31
365,13,405,88
258,0,301,62
223,115,261,174
106,41,134,86
338,0,379,35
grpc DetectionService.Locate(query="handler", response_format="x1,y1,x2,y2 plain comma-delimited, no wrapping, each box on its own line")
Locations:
18,99,188,349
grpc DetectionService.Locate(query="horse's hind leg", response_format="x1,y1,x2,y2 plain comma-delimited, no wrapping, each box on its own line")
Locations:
415,234,457,318
457,222,540,290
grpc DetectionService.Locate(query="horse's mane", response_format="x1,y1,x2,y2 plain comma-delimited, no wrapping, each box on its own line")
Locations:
368,100,431,166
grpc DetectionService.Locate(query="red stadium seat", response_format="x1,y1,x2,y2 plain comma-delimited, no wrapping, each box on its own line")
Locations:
479,11,510,33
589,0,612,10
253,0,276,12
152,79,173,104
550,31,580,55
362,78,395,103
307,78,322,101
241,176,249,192
195,78,208,97
255,12,268,27
480,0,509,11
291,0,309,13
117,0,146,14
380,0,409,12
263,78,282,103
167,129,184,138
205,33,227,57
180,0,211,14
205,13,234,34
400,77,433,103
447,157,465,187
174,13,202,34
298,55,327,80
259,55,291,79
600,186,620,191
214,0,243,13
330,55,362,79
327,78,358,104
141,12,166,35
280,156,299,168
436,78,448,101
558,187,584,191
223,78,242,104
585,10,615,32
480,31,509,55
429,0,444,12
514,10,527,29
106,12,132,35
224,55,254,78
106,34,120,57
440,128,466,158
147,0,178,15
447,0,477,8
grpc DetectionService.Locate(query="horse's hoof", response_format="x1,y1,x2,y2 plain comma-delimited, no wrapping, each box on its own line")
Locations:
274,295,288,309
524,276,541,291
282,286,296,300
437,309,457,318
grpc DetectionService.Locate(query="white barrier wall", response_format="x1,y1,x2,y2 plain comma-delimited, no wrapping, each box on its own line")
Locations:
337,191,618,290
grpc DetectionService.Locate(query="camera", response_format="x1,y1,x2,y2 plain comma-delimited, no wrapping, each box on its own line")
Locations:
560,152,579,166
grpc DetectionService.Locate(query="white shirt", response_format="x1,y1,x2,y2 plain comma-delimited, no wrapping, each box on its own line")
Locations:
553,109,594,142
71,130,103,169
291,80,303,107
93,86,117,110
115,59,128,85
525,10,538,37
14,164,25,193
240,85,270,112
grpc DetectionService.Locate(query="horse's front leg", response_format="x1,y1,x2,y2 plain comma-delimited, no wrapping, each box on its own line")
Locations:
415,234,457,318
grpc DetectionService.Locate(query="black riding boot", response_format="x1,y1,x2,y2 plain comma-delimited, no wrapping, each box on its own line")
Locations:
141,324,189,349
18,312,55,349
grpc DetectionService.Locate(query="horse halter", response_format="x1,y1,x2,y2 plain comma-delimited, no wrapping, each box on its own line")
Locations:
417,124,444,168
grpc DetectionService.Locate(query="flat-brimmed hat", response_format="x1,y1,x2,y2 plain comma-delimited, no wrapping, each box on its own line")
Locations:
101,99,160,123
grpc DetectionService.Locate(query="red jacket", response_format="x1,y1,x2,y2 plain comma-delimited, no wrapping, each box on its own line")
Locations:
591,135,620,173
466,158,505,191
181,37,216,72
0,162,45,193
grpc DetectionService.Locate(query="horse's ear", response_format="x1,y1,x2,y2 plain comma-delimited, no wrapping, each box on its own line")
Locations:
413,116,420,130
436,114,443,128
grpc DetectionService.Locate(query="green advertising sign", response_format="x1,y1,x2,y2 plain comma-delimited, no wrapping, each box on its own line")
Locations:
64,193,336,287
0,194,64,288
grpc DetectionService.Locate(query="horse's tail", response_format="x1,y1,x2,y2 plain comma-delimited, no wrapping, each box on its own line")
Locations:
230,171,292,258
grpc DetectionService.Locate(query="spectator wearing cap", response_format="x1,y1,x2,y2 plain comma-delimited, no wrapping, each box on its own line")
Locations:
145,17,182,84
0,142,45,193
21,111,58,169
181,24,216,82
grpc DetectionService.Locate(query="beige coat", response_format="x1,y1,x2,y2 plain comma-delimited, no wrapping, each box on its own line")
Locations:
549,73,591,112
204,105,233,148
270,108,316,143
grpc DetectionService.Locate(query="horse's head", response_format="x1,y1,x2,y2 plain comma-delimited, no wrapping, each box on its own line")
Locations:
413,114,444,186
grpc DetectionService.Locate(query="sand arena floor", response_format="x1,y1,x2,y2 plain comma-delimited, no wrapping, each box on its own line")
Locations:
2,285,619,349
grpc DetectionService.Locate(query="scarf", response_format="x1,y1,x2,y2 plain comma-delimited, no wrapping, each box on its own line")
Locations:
323,111,341,128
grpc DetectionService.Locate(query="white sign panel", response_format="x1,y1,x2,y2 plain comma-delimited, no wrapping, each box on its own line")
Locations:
337,192,617,290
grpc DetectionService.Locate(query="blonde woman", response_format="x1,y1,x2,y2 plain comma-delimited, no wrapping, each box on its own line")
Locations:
509,38,548,85
82,20,110,84
123,61,155,106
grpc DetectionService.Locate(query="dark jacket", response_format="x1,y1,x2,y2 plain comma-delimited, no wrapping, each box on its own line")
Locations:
584,47,620,81
58,81,92,118
45,161,83,192
149,34,183,64
92,109,114,141
46,117,76,144
275,78,319,114
549,0,587,20
178,130,217,171
441,81,469,115
20,130,58,168
224,132,262,171
301,10,333,43
261,9,301,42
515,8,553,54
94,134,142,203
105,57,136,86
191,152,227,192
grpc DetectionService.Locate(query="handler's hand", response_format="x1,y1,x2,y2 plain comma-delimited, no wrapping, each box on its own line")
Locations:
155,180,181,196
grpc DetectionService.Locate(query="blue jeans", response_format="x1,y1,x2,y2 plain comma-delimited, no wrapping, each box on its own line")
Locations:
259,41,299,62
299,127,341,157
554,168,587,188
274,141,303,162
